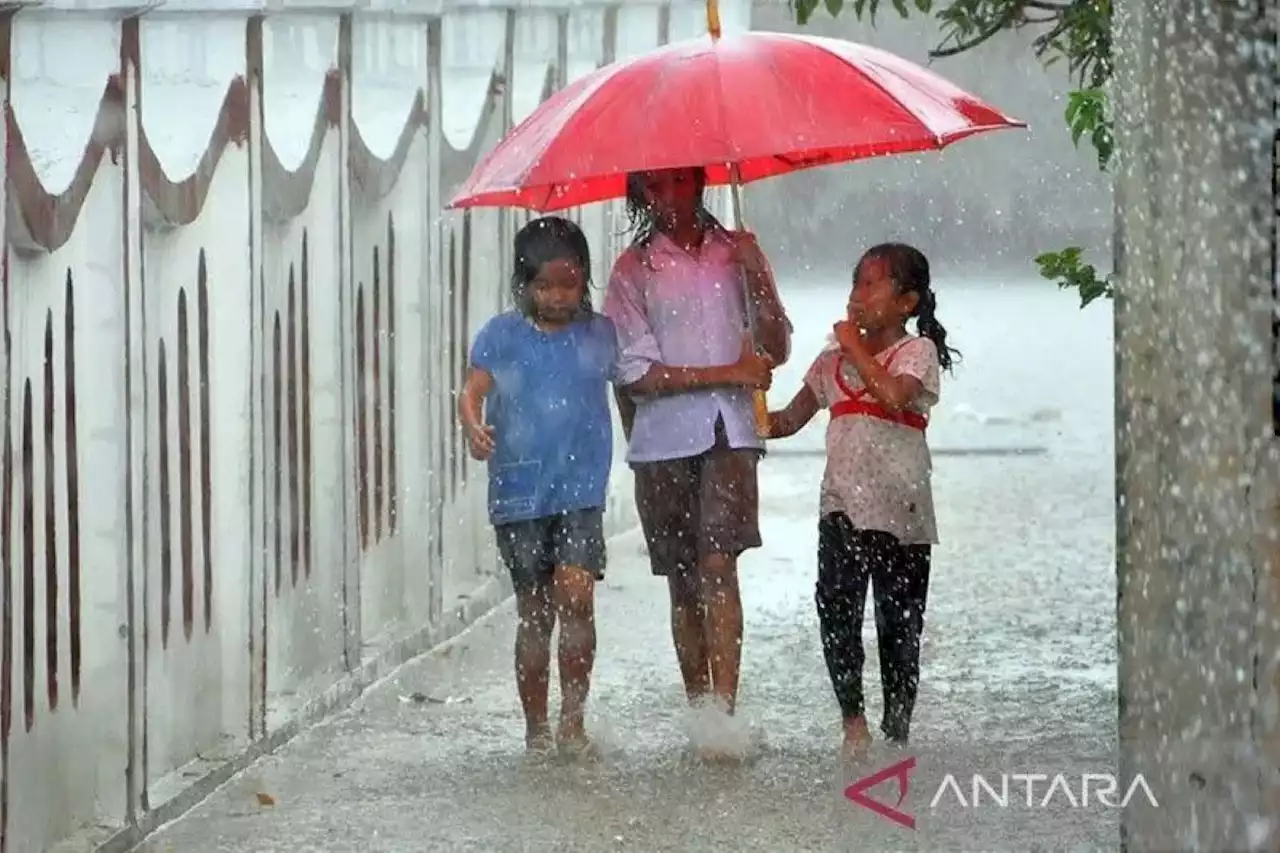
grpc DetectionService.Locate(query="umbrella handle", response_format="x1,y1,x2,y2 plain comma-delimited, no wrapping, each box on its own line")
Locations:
729,164,771,440
709,0,766,437
752,386,771,439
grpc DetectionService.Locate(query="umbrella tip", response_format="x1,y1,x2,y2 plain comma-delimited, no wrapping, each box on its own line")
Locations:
706,0,722,40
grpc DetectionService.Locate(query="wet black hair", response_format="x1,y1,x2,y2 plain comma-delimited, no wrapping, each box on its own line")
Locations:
624,167,724,249
857,242,960,372
511,215,594,318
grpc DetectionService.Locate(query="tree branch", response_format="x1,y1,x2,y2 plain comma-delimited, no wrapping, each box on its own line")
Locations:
1032,19,1072,54
929,7,1020,58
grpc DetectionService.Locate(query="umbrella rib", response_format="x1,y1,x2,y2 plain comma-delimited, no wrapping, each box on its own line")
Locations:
646,52,695,167
545,48,684,194
712,46,734,172
521,62,631,201
798,36,956,143
743,33,946,162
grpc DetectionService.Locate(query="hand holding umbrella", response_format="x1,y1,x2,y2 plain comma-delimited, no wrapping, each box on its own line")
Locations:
723,210,783,437
727,333,775,392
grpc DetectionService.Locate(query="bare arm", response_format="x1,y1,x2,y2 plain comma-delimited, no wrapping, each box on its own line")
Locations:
836,326,925,412
747,264,791,366
767,385,821,439
731,232,791,366
614,387,637,442
853,360,924,412
625,334,771,397
604,257,771,400
457,366,493,431
457,366,496,459
626,363,758,397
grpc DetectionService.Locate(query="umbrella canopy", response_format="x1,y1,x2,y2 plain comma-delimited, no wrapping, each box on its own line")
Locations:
448,31,1026,212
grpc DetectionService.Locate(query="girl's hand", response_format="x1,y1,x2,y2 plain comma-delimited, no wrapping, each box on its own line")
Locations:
833,320,867,355
468,424,496,460
458,366,496,459
727,334,774,390
767,385,821,440
727,230,768,277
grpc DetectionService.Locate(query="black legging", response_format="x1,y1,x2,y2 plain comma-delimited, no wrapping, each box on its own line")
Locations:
815,513,931,742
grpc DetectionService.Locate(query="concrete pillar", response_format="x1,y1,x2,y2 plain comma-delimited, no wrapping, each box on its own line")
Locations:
1113,0,1279,848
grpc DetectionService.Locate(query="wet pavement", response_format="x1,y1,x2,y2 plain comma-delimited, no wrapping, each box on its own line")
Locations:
137,457,1118,852
137,283,1121,851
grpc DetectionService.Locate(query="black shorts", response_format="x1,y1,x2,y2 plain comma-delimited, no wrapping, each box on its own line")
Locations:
494,508,607,592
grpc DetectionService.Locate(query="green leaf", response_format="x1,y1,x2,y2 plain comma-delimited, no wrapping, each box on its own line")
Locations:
824,0,844,16
853,0,870,17
1061,88,1113,170
793,0,821,25
892,0,910,16
913,0,932,10
1064,98,1080,125
1036,246,1114,308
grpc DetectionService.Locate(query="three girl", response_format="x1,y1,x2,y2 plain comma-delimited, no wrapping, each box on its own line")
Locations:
461,212,951,762
768,243,956,757
458,216,618,759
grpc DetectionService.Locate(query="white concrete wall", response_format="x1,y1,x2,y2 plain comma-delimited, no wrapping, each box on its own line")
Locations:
0,1,753,851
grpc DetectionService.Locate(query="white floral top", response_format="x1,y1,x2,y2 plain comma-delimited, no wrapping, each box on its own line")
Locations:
802,335,941,545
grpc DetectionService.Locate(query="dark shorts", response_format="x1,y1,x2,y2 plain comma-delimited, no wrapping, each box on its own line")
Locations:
494,508,606,592
632,420,762,576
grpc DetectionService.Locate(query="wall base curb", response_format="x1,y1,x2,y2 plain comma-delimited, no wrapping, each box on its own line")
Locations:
88,572,518,853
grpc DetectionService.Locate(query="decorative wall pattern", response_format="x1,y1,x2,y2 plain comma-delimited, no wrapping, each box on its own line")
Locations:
155,257,213,640
1,267,85,725
0,2,744,851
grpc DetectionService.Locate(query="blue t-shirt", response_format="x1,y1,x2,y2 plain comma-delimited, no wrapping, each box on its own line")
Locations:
470,311,618,525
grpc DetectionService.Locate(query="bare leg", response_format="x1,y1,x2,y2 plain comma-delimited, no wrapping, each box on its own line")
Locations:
514,587,556,750
842,715,873,759
552,565,597,748
667,573,711,703
699,554,743,714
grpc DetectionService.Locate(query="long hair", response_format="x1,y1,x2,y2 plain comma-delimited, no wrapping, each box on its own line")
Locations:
624,168,724,250
857,243,960,372
510,215,594,318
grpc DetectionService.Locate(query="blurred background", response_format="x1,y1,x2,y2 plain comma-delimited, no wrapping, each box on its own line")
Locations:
746,1,1112,284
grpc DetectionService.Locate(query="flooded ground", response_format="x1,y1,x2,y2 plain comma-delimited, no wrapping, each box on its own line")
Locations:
137,278,1119,852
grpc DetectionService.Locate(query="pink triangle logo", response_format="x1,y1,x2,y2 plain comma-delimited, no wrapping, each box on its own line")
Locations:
844,755,917,830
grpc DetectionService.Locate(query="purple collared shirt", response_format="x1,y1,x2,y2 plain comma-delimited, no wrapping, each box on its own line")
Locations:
603,228,791,464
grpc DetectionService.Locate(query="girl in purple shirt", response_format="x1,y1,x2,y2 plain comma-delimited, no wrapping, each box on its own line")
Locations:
604,167,791,756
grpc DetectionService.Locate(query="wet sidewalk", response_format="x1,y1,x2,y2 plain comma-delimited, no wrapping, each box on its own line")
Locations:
137,438,1119,853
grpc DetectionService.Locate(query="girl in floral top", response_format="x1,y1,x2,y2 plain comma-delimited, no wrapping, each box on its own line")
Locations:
767,243,958,757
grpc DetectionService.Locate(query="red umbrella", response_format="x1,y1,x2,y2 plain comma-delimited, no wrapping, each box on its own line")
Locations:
448,6,1025,437
447,26,1025,211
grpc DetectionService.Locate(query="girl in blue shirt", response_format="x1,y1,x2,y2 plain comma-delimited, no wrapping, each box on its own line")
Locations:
458,216,618,759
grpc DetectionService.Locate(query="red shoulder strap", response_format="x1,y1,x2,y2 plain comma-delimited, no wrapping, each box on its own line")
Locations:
831,337,916,403
828,338,929,431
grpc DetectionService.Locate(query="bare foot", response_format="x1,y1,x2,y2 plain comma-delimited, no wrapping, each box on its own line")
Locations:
685,694,752,764
526,725,555,756
556,725,600,763
696,745,744,765
841,716,873,760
